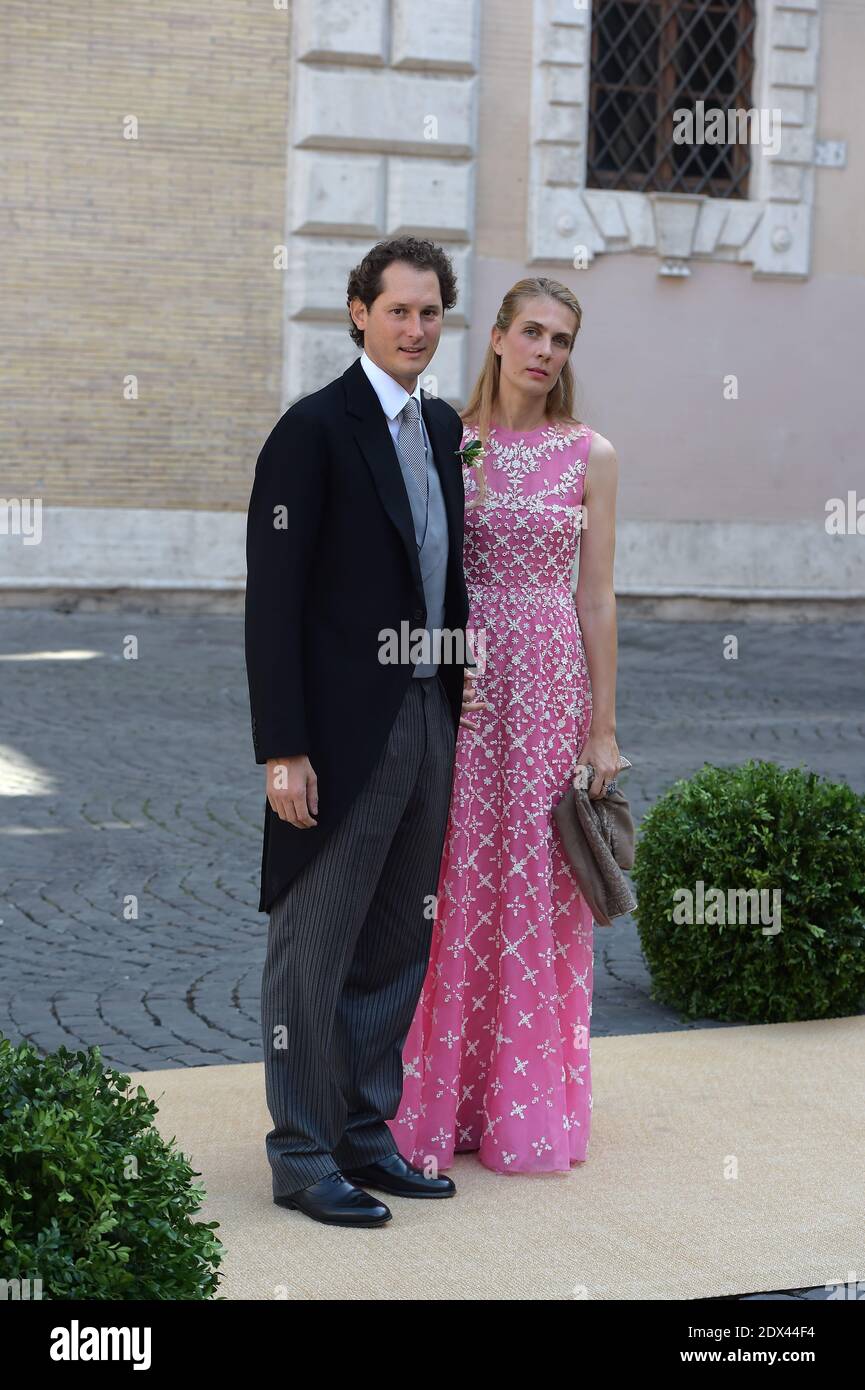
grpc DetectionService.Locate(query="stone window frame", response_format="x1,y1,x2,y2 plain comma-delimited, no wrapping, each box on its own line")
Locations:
528,0,822,279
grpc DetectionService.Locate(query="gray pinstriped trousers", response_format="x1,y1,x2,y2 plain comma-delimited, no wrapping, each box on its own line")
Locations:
261,674,456,1198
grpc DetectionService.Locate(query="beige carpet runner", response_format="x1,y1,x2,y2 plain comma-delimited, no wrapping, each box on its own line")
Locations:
127,1016,865,1300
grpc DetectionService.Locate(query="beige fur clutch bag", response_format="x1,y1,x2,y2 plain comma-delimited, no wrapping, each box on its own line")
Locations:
552,757,637,926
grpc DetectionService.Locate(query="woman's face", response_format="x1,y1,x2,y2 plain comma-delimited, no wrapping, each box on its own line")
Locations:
492,296,577,400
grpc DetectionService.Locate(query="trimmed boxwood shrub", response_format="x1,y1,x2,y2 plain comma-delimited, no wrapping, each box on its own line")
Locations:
0,1037,224,1299
631,760,865,1023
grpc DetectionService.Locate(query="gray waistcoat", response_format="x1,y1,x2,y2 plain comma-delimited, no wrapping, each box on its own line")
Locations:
394,406,449,678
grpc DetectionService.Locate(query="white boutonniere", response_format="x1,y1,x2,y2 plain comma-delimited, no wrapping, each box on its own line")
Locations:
456,439,486,470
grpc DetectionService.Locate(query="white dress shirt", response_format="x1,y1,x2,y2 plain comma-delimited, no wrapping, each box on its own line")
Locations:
358,348,477,675
360,350,430,456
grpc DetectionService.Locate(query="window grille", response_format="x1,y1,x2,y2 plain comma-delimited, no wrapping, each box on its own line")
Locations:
587,0,757,199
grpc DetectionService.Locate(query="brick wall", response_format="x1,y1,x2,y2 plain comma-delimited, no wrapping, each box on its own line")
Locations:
1,0,290,510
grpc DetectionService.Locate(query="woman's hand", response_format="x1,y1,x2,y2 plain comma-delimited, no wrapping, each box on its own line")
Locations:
574,730,621,799
459,667,489,730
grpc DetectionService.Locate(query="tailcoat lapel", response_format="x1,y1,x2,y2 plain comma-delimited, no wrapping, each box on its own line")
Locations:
342,357,461,601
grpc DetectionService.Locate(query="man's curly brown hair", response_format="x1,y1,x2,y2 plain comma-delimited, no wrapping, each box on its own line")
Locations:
346,237,458,348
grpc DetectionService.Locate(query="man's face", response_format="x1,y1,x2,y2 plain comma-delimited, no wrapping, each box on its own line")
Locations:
350,261,444,389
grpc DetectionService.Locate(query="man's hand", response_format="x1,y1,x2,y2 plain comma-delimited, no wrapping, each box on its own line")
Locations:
266,755,319,828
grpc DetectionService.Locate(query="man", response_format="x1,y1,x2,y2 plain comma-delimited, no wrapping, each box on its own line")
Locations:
244,237,479,1227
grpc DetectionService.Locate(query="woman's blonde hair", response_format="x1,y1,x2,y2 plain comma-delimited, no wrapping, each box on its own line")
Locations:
460,277,583,505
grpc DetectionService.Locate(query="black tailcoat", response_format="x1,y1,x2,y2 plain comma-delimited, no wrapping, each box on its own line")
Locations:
244,356,470,913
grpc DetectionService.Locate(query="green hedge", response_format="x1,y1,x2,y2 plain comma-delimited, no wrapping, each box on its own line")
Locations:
631,760,865,1023
0,1037,224,1299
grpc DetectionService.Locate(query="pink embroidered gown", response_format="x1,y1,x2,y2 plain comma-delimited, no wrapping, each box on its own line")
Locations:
387,420,596,1173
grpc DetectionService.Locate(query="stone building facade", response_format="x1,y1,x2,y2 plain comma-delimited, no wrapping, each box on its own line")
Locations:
2,0,863,608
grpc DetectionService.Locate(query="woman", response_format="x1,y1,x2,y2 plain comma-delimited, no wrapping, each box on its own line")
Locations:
387,276,621,1173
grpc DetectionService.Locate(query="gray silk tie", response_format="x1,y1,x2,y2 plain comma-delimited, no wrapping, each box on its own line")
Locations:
396,396,428,511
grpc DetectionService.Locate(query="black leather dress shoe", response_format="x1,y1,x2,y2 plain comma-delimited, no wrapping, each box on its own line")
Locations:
274,1170,392,1227
341,1151,456,1198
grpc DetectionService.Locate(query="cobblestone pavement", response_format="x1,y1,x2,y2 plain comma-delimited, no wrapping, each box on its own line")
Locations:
1,609,862,1300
